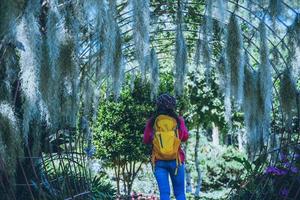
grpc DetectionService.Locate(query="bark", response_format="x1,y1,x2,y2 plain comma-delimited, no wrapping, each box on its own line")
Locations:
212,122,220,146
238,128,247,153
114,156,121,195
183,140,192,193
123,160,143,196
194,125,202,197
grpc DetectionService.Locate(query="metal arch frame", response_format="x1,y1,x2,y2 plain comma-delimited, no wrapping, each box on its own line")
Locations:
102,0,297,138
75,0,300,199
117,9,287,67
113,1,300,199
79,0,299,133
16,0,296,198
1,0,297,199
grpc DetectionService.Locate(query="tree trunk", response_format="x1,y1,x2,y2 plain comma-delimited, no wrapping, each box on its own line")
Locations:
186,166,192,193
124,161,143,196
194,125,202,197
114,157,121,195
183,140,192,193
126,161,132,196
238,128,247,153
122,164,127,195
212,122,219,146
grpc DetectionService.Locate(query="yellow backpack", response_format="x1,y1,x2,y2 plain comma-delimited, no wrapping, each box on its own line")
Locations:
152,115,182,174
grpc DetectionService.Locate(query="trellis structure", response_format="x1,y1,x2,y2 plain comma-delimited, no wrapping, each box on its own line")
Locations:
0,0,300,199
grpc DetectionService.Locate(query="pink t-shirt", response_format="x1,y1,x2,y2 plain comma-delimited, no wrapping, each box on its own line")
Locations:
143,116,189,163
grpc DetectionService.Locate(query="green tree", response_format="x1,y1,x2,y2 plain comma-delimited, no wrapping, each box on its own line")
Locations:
93,76,154,195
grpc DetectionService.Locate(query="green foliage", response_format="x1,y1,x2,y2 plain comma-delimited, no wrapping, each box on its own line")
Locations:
186,71,226,130
29,164,90,200
90,172,116,200
94,73,192,195
187,134,247,194
93,76,153,165
186,70,244,145
202,146,246,191
28,164,115,200
0,102,22,192
93,75,156,194
94,72,190,165
230,148,300,199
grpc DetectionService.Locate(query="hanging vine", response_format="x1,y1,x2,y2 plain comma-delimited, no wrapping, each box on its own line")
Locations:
174,0,187,96
225,13,245,106
132,0,150,80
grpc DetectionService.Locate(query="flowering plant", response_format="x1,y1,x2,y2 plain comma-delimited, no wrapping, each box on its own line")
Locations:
230,146,300,199
263,148,300,198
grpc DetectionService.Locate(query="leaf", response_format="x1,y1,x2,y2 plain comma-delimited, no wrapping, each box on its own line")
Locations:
231,156,253,173
253,153,268,173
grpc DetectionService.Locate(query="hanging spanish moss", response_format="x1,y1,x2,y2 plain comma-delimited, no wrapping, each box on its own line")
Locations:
81,32,96,119
86,0,106,122
58,2,84,128
94,0,105,79
279,68,297,126
202,0,213,85
216,18,231,122
101,1,124,99
64,1,81,54
0,1,24,100
268,0,283,19
0,102,23,188
132,0,150,80
206,0,213,37
42,0,66,132
270,47,280,69
217,54,226,92
0,0,20,105
257,20,272,146
194,38,201,69
0,0,300,198
287,14,300,58
288,13,300,47
59,3,80,127
112,53,124,100
217,0,226,25
46,0,65,75
102,1,114,97
202,30,212,85
218,48,232,125
287,13,300,77
174,27,187,96
16,2,46,143
226,13,244,105
112,14,123,100
0,46,18,103
0,0,24,38
224,57,232,127
243,67,259,160
150,48,159,100
257,0,268,7
246,0,254,21
174,1,187,97
82,77,93,119
58,38,80,128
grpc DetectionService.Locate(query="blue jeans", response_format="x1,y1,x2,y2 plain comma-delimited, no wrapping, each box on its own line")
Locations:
154,160,186,200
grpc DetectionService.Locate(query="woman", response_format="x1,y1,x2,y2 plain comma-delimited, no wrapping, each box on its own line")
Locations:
143,93,189,200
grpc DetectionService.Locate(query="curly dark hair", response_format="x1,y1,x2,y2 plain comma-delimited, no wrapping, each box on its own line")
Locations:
150,93,180,128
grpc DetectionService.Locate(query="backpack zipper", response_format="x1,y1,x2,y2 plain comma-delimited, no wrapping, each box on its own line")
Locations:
159,134,163,148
